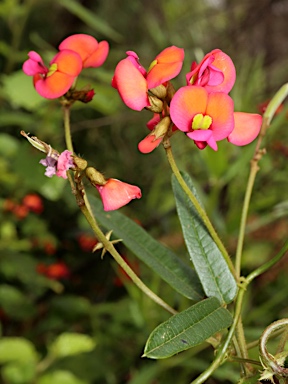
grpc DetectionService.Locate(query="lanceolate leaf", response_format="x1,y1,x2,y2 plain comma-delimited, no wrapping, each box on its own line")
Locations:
90,195,204,301
143,297,233,359
172,172,237,304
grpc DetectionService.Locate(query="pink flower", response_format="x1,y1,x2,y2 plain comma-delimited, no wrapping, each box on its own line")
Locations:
96,179,142,211
170,86,262,150
23,50,82,99
56,150,74,178
112,46,184,111
186,49,236,94
138,134,163,154
59,34,109,68
40,150,74,179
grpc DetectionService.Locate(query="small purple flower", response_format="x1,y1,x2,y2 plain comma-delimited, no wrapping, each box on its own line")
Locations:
40,156,58,177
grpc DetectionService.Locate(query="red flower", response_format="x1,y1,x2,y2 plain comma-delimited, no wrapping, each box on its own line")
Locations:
112,46,184,111
78,234,98,252
22,193,43,214
23,50,82,99
37,262,70,280
186,49,236,94
96,179,142,211
170,86,262,150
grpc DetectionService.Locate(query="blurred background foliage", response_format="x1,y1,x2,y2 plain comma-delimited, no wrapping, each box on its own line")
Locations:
0,0,287,383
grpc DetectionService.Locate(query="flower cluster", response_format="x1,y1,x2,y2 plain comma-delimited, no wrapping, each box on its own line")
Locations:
113,47,262,152
22,39,263,212
23,34,109,99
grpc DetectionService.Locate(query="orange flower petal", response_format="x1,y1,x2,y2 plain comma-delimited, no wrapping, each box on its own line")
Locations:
206,92,234,140
147,46,184,89
59,34,98,62
35,72,75,99
83,40,109,68
170,86,208,132
51,50,82,77
228,112,262,145
155,46,184,64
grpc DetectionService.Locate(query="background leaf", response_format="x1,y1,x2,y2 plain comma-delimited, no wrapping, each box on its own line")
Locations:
38,370,88,384
0,337,38,364
90,195,204,301
143,297,233,359
172,172,238,304
49,333,96,358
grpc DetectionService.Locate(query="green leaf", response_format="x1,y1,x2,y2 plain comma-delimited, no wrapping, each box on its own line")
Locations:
49,333,96,358
1,71,44,111
172,172,237,304
143,297,232,359
0,337,38,364
90,196,204,301
0,285,36,320
1,362,36,384
0,133,19,157
50,295,91,321
38,370,88,384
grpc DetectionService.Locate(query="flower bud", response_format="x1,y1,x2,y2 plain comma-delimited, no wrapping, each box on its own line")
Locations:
149,84,167,99
146,95,163,113
154,116,171,138
85,167,106,186
73,155,88,171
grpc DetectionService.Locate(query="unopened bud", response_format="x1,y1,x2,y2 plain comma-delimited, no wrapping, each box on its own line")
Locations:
65,88,95,103
73,155,88,171
85,167,106,186
153,116,171,139
149,84,167,99
146,95,163,113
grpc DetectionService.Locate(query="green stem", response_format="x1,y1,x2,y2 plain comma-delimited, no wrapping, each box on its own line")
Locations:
63,104,74,153
235,83,288,278
62,103,177,316
234,113,269,277
80,203,177,315
188,238,288,383
246,240,288,284
164,139,235,277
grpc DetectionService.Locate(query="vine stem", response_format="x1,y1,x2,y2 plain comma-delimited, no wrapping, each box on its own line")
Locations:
234,120,268,278
63,104,74,153
190,239,288,384
79,203,177,315
235,82,288,278
163,137,236,278
63,103,177,316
